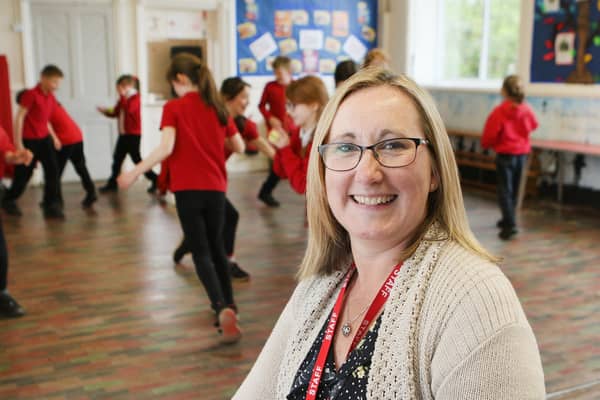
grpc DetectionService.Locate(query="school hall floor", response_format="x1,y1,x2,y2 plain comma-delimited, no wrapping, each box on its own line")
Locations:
0,171,598,400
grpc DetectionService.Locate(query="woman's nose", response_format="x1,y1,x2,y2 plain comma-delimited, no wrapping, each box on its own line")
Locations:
354,149,383,183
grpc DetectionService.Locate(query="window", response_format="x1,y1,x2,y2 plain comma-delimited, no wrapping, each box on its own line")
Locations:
410,0,520,85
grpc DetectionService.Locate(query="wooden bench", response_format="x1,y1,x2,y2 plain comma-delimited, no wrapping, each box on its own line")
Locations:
447,129,600,205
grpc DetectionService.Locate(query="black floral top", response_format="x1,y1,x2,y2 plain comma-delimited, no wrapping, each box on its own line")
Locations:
286,312,383,400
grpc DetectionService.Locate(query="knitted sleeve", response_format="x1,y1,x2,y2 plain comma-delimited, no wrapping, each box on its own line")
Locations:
434,323,546,399
232,280,308,399
426,255,546,399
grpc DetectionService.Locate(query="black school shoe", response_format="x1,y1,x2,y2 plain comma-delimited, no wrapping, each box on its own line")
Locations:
2,200,22,217
499,227,518,240
230,262,250,281
257,192,280,207
0,292,25,318
81,192,98,208
147,181,158,194
99,182,118,193
43,204,65,219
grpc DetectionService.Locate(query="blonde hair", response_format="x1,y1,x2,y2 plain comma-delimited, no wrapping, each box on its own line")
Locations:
299,68,498,280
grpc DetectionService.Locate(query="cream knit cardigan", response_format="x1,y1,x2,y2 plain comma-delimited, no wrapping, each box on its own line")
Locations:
234,227,546,399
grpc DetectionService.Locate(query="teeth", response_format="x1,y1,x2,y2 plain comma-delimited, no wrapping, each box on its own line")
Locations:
352,195,396,205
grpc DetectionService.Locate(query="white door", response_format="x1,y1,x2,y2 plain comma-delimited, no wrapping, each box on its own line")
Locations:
31,2,117,181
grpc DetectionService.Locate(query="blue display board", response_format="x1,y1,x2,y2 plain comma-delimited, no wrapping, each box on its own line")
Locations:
530,0,600,83
235,0,378,76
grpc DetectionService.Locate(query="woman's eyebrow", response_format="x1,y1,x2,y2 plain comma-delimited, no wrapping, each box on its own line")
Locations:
378,129,408,139
329,132,356,142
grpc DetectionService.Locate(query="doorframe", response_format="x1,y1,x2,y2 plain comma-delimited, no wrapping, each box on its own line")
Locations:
21,0,122,88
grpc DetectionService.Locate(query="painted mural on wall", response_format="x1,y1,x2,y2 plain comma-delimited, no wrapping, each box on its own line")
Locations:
235,0,378,76
432,90,600,145
531,0,600,83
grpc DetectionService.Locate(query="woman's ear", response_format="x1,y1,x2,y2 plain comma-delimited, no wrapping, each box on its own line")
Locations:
429,166,440,192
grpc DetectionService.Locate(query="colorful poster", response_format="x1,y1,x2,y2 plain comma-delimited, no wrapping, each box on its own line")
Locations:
299,29,324,50
236,0,378,76
249,32,278,61
530,0,600,83
555,32,575,65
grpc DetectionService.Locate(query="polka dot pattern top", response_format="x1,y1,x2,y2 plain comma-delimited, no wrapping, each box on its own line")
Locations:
286,312,383,400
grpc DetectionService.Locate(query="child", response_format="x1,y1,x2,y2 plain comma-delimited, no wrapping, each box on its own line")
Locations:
334,60,358,87
256,56,295,207
0,124,33,317
97,75,157,193
481,75,538,240
362,48,391,69
2,65,64,219
49,101,97,208
270,75,328,195
117,54,245,344
173,77,276,281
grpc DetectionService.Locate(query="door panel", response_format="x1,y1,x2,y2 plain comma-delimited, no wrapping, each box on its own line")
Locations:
31,3,117,182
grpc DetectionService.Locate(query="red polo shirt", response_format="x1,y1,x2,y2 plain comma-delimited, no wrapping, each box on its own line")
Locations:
105,93,141,135
49,104,83,146
19,84,57,139
258,80,295,132
160,92,236,192
225,118,259,160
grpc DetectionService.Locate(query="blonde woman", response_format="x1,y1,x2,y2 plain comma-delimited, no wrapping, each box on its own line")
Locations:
234,69,545,399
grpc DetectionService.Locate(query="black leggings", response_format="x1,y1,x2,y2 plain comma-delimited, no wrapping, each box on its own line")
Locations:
175,190,234,311
57,141,96,195
107,134,157,184
176,197,239,257
0,218,8,291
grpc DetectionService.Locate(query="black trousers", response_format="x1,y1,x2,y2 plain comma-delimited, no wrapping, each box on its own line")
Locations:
57,142,96,195
495,154,527,229
258,165,280,196
175,190,234,311
0,218,7,291
4,136,61,208
107,134,157,184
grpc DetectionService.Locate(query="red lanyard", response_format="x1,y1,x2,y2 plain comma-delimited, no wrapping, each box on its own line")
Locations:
305,262,403,400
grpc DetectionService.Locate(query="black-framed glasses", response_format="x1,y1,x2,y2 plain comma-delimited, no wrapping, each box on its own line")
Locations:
318,137,430,171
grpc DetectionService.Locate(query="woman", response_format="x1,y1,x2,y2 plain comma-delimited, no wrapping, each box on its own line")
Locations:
118,54,245,344
234,69,545,398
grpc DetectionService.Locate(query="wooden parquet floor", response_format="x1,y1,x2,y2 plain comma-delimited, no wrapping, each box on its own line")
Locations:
0,171,598,399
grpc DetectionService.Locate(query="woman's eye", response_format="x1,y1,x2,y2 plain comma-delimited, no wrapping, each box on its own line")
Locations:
382,140,407,150
336,144,357,153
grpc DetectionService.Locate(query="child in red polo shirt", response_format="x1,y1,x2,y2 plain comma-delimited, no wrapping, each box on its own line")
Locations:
270,75,328,195
49,102,97,208
0,124,33,317
481,75,538,240
256,56,295,207
2,65,64,219
97,75,157,193
172,76,276,281
117,54,245,344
